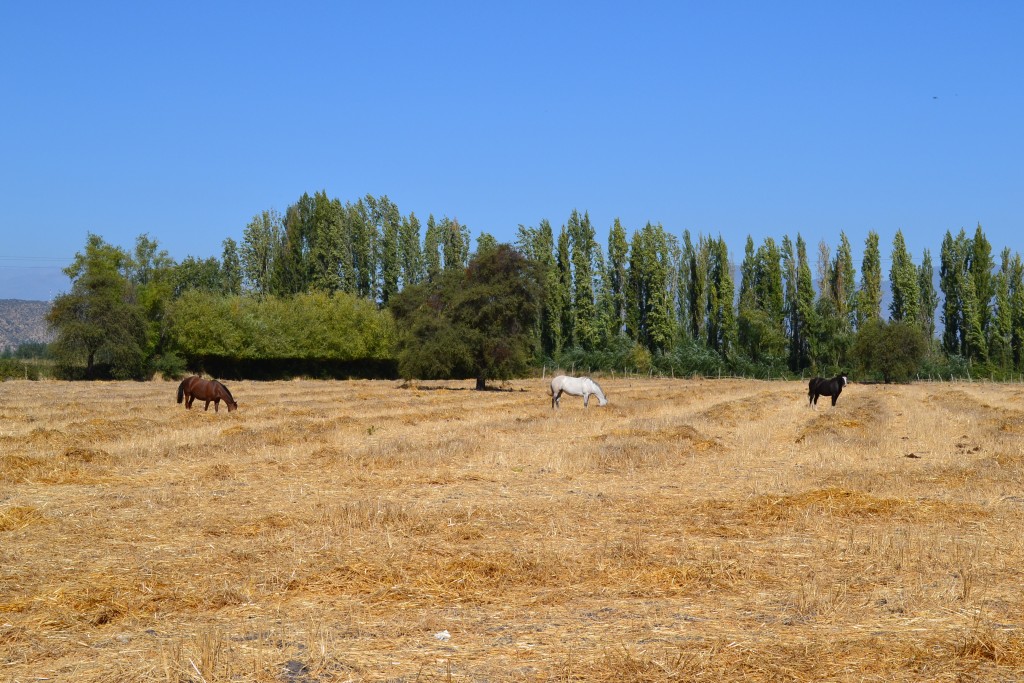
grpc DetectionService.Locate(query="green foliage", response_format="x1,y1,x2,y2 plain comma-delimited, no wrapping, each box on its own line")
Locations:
47,234,148,379
857,231,882,327
391,245,541,388
167,290,395,363
889,229,920,323
39,192,1024,384
918,248,938,340
516,220,561,357
0,359,45,380
738,237,785,364
851,319,927,383
626,223,676,353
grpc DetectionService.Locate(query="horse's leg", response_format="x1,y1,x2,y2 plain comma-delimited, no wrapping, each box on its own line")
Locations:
185,394,193,409
831,394,838,407
214,399,220,413
554,390,562,409
583,392,590,407
203,400,210,411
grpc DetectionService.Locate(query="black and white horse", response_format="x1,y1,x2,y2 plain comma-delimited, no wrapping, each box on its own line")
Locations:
808,375,847,408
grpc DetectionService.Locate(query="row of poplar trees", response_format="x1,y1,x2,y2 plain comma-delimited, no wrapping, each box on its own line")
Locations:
48,187,1024,380
226,191,1024,377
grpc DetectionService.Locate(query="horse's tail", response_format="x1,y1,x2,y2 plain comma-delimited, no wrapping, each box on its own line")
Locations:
176,379,186,404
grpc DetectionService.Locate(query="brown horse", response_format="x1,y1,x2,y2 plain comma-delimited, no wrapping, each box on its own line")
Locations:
176,376,237,413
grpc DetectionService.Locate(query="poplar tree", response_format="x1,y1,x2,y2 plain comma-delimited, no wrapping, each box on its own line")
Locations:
440,216,470,272
686,232,709,344
272,194,314,296
352,196,379,299
1009,254,1024,370
626,223,674,353
782,236,798,370
568,210,600,350
991,248,1014,370
738,237,785,364
857,231,883,327
399,212,424,288
378,196,402,305
918,248,938,341
424,215,442,282
970,224,995,338
220,238,242,296
606,218,629,337
940,229,968,356
888,229,920,324
832,232,857,331
962,273,987,361
307,191,344,293
240,209,283,296
707,236,736,355
795,235,816,371
515,220,560,356
556,225,573,349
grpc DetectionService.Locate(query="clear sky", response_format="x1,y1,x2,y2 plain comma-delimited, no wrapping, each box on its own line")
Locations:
2,2,1022,301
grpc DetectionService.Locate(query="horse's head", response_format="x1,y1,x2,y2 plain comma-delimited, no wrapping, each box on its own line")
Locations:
226,399,238,412
841,375,848,387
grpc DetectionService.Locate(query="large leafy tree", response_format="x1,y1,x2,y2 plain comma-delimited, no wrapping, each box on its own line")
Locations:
391,244,541,389
47,234,147,379
852,319,927,384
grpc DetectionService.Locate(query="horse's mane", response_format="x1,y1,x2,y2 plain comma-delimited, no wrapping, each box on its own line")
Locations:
214,379,234,402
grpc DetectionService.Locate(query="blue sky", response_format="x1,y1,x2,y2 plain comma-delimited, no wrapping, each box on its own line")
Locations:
2,2,1022,300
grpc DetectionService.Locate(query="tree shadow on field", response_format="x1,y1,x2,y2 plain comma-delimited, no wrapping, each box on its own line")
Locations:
396,381,527,393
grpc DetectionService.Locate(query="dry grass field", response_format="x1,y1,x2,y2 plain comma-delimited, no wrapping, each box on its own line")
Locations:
2,376,1023,682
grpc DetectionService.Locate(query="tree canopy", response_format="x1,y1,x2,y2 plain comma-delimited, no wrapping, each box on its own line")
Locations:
391,244,541,389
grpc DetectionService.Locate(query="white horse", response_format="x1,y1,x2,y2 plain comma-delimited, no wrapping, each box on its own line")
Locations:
549,375,607,409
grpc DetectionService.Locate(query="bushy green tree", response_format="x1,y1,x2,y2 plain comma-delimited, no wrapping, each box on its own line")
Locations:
852,319,927,383
391,244,541,389
47,234,147,379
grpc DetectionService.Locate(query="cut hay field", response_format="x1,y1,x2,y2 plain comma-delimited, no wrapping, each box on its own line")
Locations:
2,377,1023,682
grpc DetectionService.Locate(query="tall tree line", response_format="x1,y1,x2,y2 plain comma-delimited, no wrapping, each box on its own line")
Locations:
48,186,1024,380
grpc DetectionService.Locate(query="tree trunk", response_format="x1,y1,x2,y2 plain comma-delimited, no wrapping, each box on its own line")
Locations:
475,377,487,391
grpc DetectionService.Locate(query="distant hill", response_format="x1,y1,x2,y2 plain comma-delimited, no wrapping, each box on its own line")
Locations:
0,299,52,351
